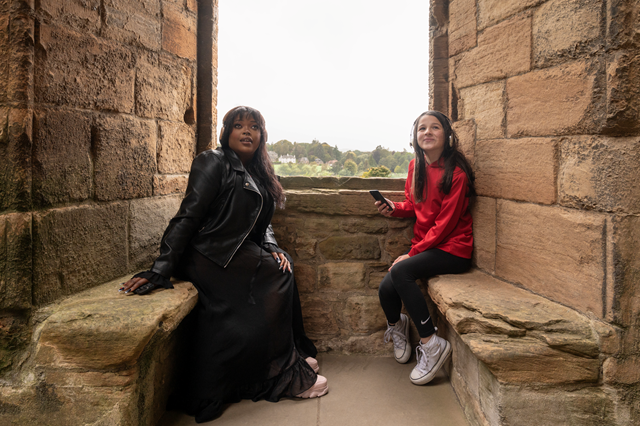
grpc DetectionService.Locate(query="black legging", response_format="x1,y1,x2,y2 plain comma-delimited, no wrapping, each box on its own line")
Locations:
378,248,472,338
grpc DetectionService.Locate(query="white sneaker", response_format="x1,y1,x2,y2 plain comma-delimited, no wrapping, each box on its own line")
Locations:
383,313,411,364
410,334,451,385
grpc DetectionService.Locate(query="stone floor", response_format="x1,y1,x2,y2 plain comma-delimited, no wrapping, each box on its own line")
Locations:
159,353,469,426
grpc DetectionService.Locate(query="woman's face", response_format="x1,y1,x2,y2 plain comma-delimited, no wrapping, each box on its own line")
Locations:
228,115,261,165
416,114,446,163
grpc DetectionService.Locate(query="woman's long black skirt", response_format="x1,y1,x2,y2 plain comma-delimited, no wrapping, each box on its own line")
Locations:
168,241,318,423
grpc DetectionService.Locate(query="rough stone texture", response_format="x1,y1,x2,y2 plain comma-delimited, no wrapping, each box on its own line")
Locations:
340,217,388,234
162,2,197,60
345,295,386,333
316,330,388,355
0,213,32,310
300,297,340,337
32,109,91,206
293,263,316,293
0,107,32,213
280,176,403,191
158,121,196,174
383,228,413,261
506,60,601,137
284,189,404,216
607,0,640,50
318,263,366,291
471,197,495,272
32,203,128,306
135,52,194,121
477,0,545,30
475,137,557,204
459,81,505,140
93,114,156,201
35,23,135,112
0,2,9,102
606,50,640,134
559,136,640,214
129,195,181,270
454,15,531,89
38,0,101,34
294,237,317,260
449,0,476,56
103,0,162,51
318,235,381,260
453,119,475,166
6,3,34,103
153,174,188,196
496,201,606,318
533,0,602,67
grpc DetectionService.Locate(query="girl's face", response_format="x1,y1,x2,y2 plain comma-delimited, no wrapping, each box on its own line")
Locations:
416,114,446,163
228,115,261,165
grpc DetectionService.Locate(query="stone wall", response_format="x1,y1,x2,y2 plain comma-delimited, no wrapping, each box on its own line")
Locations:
0,0,218,379
431,0,640,422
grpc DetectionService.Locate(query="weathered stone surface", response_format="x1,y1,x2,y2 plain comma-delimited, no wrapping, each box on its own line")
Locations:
135,52,194,121
280,176,405,191
317,330,388,355
450,367,490,426
157,121,196,174
103,0,162,50
274,215,341,239
162,2,197,60
93,114,156,201
32,204,128,306
611,215,640,328
0,213,32,310
506,60,601,137
318,236,380,260
318,263,366,291
300,297,339,336
0,4,9,102
0,108,31,212
477,0,544,30
496,201,606,317
153,174,188,196
603,356,640,385
607,0,640,49
0,310,30,375
533,0,602,67
460,81,505,140
454,15,531,89
449,0,476,56
32,109,91,206
368,271,386,290
285,190,402,216
340,217,388,234
471,196,496,272
476,137,557,204
294,237,317,260
35,24,135,112
38,0,101,34
129,195,181,270
605,50,640,134
6,6,34,103
383,228,412,261
345,295,386,333
559,136,640,213
453,119,475,166
293,263,316,293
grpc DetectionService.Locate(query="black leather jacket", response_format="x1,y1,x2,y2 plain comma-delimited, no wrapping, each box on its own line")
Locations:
150,148,279,279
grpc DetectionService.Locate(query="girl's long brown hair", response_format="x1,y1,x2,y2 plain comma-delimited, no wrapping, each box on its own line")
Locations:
219,106,285,208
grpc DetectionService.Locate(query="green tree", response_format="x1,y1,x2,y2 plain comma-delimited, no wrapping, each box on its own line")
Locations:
272,139,294,156
362,165,391,178
343,159,358,176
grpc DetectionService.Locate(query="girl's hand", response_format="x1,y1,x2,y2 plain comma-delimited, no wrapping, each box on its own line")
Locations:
271,252,292,273
389,254,410,271
120,277,149,294
375,199,395,217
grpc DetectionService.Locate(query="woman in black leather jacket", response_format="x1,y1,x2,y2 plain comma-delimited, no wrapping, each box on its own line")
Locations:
122,106,328,422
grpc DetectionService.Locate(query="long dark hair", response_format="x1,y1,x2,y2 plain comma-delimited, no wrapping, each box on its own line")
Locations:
219,106,285,208
410,111,475,203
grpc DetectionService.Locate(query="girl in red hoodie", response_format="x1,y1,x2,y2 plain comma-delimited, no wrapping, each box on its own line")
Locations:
375,111,475,385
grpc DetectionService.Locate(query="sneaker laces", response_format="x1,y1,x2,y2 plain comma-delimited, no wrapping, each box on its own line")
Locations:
384,322,406,351
414,338,440,376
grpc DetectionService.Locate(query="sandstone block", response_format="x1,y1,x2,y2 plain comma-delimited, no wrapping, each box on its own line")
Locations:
449,0,477,56
454,15,531,89
186,0,197,13
300,297,339,336
157,121,196,174
280,176,405,192
453,119,475,166
340,217,388,234
318,236,380,260
316,330,388,355
533,0,602,67
318,263,366,291
368,271,386,290
0,8,8,102
606,0,640,49
38,0,101,33
294,237,317,260
32,203,128,306
135,52,194,121
162,3,197,60
129,195,181,270
276,215,340,239
0,107,31,212
153,174,188,196
471,196,496,272
0,213,32,310
506,60,601,137
6,9,34,103
345,296,386,333
93,114,156,201
604,356,640,385
103,0,161,50
32,109,91,206
0,311,30,374
559,136,640,213
450,367,490,426
605,50,640,134
459,81,505,140
611,215,640,327
383,229,412,261
35,24,135,112
477,0,544,30
475,137,557,204
293,263,316,293
496,201,606,317
284,190,394,216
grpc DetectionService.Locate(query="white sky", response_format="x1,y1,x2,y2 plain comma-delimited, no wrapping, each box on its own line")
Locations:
216,0,430,153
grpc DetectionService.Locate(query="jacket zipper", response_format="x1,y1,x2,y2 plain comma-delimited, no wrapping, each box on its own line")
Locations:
223,179,263,268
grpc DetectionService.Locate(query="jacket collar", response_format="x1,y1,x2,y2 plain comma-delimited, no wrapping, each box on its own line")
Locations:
220,147,246,173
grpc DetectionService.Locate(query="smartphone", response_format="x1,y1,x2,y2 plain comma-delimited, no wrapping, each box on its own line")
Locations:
369,190,393,210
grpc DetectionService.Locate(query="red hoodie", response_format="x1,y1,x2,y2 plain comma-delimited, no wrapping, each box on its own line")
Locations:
391,158,473,259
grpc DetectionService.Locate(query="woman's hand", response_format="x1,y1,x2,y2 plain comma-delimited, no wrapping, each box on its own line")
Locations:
375,199,395,217
389,254,410,271
271,252,292,273
120,277,149,294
